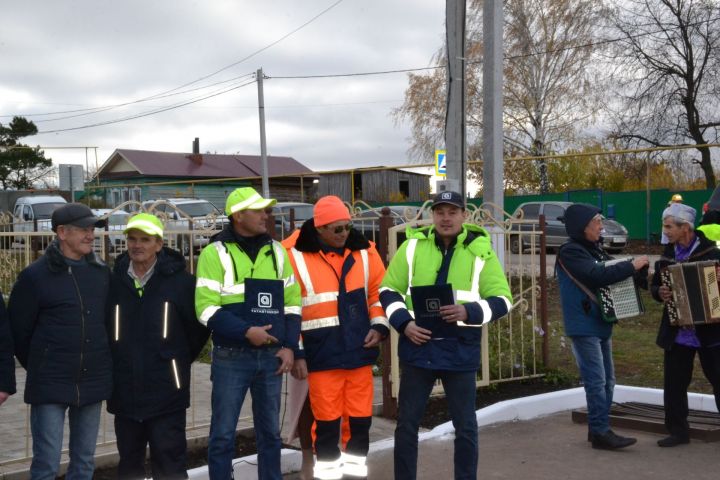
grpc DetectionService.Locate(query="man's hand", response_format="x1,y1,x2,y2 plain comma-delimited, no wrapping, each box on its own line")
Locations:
363,329,384,348
291,358,308,380
0,392,9,406
439,304,467,323
658,285,673,303
632,256,649,271
245,325,278,347
404,321,432,345
275,347,294,375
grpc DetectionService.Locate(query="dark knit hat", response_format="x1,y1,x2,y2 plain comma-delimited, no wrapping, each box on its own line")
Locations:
563,203,601,241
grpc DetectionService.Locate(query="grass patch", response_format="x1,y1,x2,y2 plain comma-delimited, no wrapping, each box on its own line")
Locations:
546,280,716,394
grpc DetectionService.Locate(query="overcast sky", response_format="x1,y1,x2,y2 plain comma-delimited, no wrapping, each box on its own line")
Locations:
1,0,447,178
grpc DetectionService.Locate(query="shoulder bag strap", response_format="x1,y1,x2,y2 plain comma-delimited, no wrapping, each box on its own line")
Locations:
556,257,599,305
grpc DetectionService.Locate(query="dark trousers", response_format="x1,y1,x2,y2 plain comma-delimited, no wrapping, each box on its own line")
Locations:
663,343,720,439
114,409,188,480
394,363,478,480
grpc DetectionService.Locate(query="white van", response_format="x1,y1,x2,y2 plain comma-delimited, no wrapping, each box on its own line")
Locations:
12,195,68,234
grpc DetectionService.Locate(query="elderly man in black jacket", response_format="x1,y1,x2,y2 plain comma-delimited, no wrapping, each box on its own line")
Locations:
651,202,720,448
0,292,15,406
107,213,209,479
9,203,112,480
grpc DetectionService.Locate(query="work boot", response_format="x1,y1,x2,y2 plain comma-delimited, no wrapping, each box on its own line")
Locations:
657,435,690,447
590,430,637,450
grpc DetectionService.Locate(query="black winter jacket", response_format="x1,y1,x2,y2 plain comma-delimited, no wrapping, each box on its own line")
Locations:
0,294,16,396
107,247,209,420
650,231,720,350
651,230,720,350
8,241,112,406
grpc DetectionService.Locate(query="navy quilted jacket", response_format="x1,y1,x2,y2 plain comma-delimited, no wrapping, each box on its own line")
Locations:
9,241,112,406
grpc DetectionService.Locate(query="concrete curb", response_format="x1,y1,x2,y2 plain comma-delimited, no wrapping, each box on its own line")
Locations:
187,385,719,479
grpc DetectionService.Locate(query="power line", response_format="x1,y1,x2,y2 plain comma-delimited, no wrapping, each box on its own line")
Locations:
15,73,255,122
156,0,346,96
13,5,719,134
37,79,257,134
0,0,345,119
268,65,441,79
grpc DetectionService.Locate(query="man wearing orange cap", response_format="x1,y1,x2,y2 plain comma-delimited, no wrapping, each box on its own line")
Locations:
284,195,389,480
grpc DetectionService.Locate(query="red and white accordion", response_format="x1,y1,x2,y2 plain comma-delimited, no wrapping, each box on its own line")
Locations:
660,260,720,326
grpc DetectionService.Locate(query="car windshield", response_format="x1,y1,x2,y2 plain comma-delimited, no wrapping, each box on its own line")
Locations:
108,213,130,226
176,202,218,217
33,202,66,219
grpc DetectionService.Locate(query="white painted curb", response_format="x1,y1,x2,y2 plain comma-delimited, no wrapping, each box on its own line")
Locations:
188,385,718,479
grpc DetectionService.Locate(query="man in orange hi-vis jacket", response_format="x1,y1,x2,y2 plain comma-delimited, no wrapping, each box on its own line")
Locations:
283,195,389,480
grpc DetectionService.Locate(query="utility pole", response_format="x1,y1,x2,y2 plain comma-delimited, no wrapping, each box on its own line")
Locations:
482,0,504,211
441,0,467,198
256,68,270,198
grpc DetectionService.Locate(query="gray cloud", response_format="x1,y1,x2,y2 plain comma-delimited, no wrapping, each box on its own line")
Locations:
1,0,445,173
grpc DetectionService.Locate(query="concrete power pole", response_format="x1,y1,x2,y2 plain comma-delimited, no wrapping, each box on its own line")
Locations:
256,68,270,198
442,0,467,198
482,0,504,211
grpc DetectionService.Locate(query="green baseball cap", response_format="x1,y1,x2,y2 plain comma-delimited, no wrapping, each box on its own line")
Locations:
225,187,276,215
123,213,164,238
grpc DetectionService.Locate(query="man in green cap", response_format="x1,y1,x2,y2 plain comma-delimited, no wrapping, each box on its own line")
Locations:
195,187,302,480
107,212,209,479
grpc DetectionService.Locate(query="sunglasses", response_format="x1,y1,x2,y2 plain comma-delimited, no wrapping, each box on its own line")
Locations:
325,223,353,234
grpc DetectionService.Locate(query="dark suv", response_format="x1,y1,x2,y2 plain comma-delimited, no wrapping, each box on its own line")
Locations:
510,201,628,253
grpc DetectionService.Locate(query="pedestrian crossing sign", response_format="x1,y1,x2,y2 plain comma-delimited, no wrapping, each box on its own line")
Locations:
435,150,446,176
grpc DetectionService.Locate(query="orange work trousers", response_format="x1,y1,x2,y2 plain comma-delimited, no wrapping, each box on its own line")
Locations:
307,366,374,421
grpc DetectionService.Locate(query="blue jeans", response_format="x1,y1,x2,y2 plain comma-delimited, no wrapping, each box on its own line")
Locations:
394,363,478,480
30,402,102,480
208,346,282,480
571,336,615,434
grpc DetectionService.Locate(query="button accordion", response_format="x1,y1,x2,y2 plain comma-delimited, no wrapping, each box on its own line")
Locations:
660,260,720,326
598,258,644,323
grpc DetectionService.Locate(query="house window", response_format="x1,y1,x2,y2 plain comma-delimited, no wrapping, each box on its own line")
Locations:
110,189,122,207
353,173,363,200
399,180,409,199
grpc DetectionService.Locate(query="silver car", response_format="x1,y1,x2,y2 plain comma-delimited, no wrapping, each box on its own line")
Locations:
510,201,628,253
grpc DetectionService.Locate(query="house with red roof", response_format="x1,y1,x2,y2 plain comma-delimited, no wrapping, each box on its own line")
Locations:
91,142,317,209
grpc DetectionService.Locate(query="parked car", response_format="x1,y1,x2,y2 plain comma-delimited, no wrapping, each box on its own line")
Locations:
272,202,314,235
352,205,427,244
12,195,68,242
92,208,131,251
142,198,226,252
12,195,67,233
510,201,628,253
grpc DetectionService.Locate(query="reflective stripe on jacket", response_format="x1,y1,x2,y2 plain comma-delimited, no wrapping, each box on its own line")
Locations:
195,227,301,350
380,223,512,371
283,221,389,371
107,247,209,420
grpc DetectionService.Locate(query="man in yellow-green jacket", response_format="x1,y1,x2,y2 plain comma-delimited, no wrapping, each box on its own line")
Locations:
380,191,512,480
195,187,301,480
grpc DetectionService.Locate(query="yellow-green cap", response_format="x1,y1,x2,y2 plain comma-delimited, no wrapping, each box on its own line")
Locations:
124,213,164,238
225,187,276,215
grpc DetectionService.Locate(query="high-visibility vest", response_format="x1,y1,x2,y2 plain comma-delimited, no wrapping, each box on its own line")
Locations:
195,239,301,325
289,247,388,335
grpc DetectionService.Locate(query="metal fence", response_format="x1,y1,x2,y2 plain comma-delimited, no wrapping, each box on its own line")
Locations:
0,202,549,468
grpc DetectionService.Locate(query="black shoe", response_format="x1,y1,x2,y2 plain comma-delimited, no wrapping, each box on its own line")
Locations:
657,435,690,447
590,430,637,450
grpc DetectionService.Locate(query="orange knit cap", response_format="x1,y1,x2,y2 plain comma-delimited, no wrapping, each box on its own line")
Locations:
314,195,351,227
